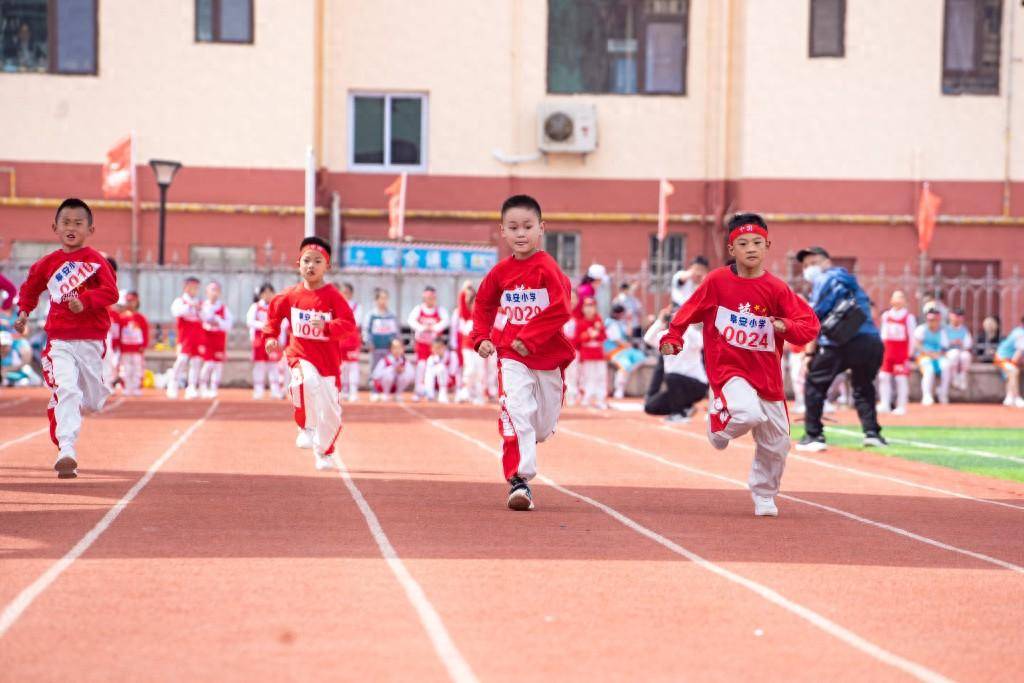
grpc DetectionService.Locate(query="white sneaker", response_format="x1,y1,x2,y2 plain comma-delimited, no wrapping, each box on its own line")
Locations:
613,390,625,400
791,403,806,415
253,390,264,400
166,383,178,399
370,393,381,403
824,401,837,414
1015,398,1024,409
348,392,358,402
438,391,449,404
892,406,907,416
876,403,891,414
1003,396,1014,406
706,420,729,450
314,453,335,471
921,395,935,406
663,413,690,424
184,386,199,400
295,428,314,450
54,451,78,479
752,493,778,517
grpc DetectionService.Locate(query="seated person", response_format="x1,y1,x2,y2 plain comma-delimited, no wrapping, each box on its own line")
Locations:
914,310,951,405
642,312,707,422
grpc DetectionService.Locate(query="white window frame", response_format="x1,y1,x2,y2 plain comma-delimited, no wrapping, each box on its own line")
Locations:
348,91,429,173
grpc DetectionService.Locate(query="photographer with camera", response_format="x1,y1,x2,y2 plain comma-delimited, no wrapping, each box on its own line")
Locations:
796,246,886,451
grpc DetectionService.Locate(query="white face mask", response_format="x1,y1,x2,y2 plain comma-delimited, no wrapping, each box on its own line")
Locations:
802,265,823,283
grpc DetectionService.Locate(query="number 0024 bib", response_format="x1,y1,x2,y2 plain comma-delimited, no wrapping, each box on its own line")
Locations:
291,308,332,341
500,288,550,326
714,306,775,353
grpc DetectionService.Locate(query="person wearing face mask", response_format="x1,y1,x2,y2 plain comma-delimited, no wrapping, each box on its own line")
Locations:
795,246,884,452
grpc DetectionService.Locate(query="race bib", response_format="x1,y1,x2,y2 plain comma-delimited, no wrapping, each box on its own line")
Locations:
714,306,775,353
370,317,398,336
499,288,550,326
291,308,332,341
47,260,99,304
882,320,908,341
121,324,144,346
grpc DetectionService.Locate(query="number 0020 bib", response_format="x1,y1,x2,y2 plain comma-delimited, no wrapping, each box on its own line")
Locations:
714,306,775,353
291,308,332,340
500,288,550,326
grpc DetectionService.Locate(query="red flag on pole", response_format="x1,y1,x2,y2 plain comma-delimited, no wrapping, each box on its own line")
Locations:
102,136,133,199
916,182,941,252
657,178,674,242
385,173,407,240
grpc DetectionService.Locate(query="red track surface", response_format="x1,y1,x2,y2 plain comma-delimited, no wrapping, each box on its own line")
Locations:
1,388,1022,682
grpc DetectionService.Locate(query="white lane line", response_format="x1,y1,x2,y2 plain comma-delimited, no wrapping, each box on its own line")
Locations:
827,425,1024,465
0,428,49,453
0,396,31,409
656,421,1024,513
564,426,1024,575
405,407,953,683
331,450,478,683
0,400,219,638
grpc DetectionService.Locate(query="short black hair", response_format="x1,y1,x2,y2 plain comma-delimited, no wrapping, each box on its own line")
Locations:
341,281,355,293
611,304,625,316
424,285,436,293
254,282,275,302
55,198,93,226
300,235,331,258
727,212,767,232
184,276,200,284
692,255,709,267
619,282,630,291
501,194,542,221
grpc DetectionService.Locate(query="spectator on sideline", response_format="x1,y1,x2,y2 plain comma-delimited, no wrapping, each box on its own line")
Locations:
613,281,644,338
975,315,1001,363
642,311,707,422
944,308,973,392
914,310,951,405
670,256,709,307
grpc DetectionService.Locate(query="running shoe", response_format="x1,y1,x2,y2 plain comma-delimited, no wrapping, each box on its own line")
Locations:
54,452,78,479
795,434,827,452
752,493,778,517
863,433,888,447
507,476,534,511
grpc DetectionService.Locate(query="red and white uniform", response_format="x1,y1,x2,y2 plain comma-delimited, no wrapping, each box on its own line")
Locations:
247,299,283,399
879,308,916,376
168,291,204,397
118,310,149,395
470,251,574,482
662,266,819,497
575,315,608,408
371,352,415,397
17,247,119,459
198,299,232,396
408,302,449,396
339,298,362,401
425,348,460,401
264,283,356,457
103,304,122,389
459,306,487,404
562,316,580,405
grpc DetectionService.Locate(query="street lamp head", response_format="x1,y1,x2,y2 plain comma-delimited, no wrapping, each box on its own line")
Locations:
149,159,182,187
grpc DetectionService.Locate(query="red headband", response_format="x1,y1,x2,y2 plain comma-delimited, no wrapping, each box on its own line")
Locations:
299,244,331,265
728,223,768,244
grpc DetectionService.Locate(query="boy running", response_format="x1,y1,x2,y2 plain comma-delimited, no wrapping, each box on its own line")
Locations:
118,291,149,396
470,194,575,511
168,276,203,399
264,237,356,471
14,198,119,478
660,213,819,517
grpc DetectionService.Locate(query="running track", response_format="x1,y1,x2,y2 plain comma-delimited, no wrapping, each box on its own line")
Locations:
1,389,1022,682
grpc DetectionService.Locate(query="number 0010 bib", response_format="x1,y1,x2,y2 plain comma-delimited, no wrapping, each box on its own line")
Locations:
291,308,332,340
714,306,776,353
47,261,99,304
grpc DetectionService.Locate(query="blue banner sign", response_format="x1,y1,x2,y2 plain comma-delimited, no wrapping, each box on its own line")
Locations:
342,241,498,274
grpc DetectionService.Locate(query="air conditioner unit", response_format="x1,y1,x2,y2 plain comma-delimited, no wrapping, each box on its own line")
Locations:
537,102,598,154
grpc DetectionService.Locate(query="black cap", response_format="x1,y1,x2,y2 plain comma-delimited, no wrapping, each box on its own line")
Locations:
796,246,830,263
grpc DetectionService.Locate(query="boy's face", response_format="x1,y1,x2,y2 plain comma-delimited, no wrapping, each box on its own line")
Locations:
390,339,405,356
260,289,274,302
52,207,94,250
890,292,906,309
423,290,437,307
206,283,220,301
949,312,963,327
583,302,597,318
342,286,354,299
728,235,768,270
431,341,446,356
927,315,941,331
500,207,543,258
299,249,328,284
184,281,200,297
376,292,389,308
125,298,139,311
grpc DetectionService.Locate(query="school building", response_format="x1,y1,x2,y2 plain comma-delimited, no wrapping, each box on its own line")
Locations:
1,1,1022,291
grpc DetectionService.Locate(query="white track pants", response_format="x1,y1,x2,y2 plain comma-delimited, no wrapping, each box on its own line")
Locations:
461,349,487,403
920,357,951,402
711,377,790,497
200,361,223,393
171,354,201,393
253,361,283,399
579,359,608,407
563,356,580,405
498,359,563,482
877,371,909,412
341,362,360,400
102,346,120,390
373,363,415,396
290,360,342,457
946,349,971,390
42,340,111,457
120,352,144,395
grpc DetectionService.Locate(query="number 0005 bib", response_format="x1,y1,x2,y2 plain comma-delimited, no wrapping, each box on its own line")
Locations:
714,306,776,353
291,308,332,340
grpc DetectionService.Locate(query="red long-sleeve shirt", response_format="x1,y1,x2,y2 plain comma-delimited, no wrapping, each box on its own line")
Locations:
574,315,607,361
17,246,119,342
263,283,356,378
469,251,575,371
118,310,150,353
661,266,819,401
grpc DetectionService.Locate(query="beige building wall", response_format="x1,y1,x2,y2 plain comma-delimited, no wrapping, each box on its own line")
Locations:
738,0,1024,181
0,0,315,169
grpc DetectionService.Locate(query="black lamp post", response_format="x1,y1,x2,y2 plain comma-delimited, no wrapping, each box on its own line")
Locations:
149,159,182,265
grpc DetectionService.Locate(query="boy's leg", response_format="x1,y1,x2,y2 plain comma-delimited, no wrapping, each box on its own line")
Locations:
895,370,910,412
937,357,952,403
613,367,628,399
877,371,893,412
187,356,202,392
76,340,112,412
209,362,224,394
533,368,565,445
295,360,342,457
713,377,768,441
498,359,541,482
253,361,266,398
919,360,936,403
41,341,85,458
122,353,141,395
168,353,189,397
748,400,791,498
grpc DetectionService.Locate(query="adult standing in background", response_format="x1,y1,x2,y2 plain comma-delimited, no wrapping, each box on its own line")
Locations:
796,246,886,451
575,263,606,315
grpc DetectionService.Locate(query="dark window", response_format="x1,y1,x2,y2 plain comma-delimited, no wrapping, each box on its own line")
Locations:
942,0,1002,95
547,0,689,95
196,0,253,44
544,232,580,276
350,94,427,170
0,0,97,75
649,234,685,281
189,245,256,268
809,0,845,57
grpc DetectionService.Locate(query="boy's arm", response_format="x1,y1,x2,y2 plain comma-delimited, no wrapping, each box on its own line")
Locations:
775,286,821,346
661,278,714,351
407,306,424,332
141,314,151,349
434,306,450,331
170,297,189,318
469,271,500,351
262,293,287,339
77,259,119,310
326,291,357,339
16,260,46,316
515,268,571,353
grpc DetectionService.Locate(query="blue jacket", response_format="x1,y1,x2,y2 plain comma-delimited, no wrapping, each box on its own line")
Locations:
808,267,879,346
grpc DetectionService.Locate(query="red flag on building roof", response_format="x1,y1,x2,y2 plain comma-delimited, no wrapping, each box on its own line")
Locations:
916,182,942,252
101,135,133,199
385,173,407,240
657,178,674,242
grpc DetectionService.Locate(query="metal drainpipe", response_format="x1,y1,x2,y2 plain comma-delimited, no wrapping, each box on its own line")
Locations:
1002,1,1017,217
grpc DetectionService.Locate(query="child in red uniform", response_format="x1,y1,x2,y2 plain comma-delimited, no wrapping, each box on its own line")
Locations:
264,237,357,471
168,276,203,399
470,194,575,511
338,281,362,402
408,286,449,400
246,283,284,400
660,213,819,517
877,290,916,415
101,256,122,390
118,291,149,396
575,297,608,409
371,338,415,399
14,198,119,478
199,281,232,398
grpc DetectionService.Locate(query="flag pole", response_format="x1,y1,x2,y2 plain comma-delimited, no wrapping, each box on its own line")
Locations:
130,130,140,281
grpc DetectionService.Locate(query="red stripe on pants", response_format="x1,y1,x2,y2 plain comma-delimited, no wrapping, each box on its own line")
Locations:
496,360,522,482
